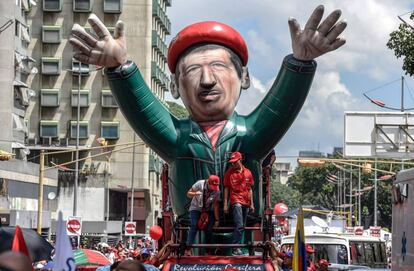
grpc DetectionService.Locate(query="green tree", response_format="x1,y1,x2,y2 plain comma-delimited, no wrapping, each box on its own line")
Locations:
282,161,412,229
287,164,338,210
166,101,189,119
387,13,414,75
270,179,301,209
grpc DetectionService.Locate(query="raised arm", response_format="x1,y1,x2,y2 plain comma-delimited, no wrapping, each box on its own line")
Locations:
69,14,179,162
244,5,346,159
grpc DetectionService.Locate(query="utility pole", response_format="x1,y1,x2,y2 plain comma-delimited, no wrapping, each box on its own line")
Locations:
401,76,404,112
37,150,45,234
350,165,353,225
129,134,136,247
73,62,81,216
374,159,378,226
358,166,361,226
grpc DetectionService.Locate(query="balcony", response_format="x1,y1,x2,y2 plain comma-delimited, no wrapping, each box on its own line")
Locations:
151,61,169,89
152,30,167,57
152,0,171,34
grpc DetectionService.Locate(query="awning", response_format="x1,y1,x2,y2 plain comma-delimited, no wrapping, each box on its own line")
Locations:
20,25,31,43
12,114,25,131
21,0,29,11
23,55,36,62
13,80,28,88
12,142,26,149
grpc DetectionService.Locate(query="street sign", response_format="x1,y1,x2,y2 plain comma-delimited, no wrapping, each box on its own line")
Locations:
354,226,364,236
66,216,82,236
370,226,381,237
345,227,355,234
125,222,136,235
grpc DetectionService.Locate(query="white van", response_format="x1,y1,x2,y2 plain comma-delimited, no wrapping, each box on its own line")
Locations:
392,168,414,270
281,233,387,268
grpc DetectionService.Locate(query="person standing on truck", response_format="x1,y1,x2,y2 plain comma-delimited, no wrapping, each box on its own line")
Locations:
224,151,255,255
185,175,221,255
306,244,317,271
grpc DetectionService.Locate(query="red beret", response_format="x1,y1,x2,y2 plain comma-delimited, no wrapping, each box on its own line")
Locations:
167,21,248,73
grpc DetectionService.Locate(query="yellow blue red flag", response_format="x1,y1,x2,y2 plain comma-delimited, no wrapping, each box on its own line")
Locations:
292,206,306,271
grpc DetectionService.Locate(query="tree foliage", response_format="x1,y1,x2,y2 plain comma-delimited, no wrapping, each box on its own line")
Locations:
387,13,414,76
166,101,189,119
270,160,413,229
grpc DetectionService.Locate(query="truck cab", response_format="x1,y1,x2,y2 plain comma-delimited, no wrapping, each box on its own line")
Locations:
392,168,414,270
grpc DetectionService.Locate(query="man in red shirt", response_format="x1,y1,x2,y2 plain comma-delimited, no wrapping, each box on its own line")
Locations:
224,151,254,255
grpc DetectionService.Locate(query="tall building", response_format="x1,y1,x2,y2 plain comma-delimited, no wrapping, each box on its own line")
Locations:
24,0,171,237
274,162,291,185
298,150,325,158
0,0,59,233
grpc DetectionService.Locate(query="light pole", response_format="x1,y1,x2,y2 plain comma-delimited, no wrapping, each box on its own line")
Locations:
374,159,378,226
130,133,136,247
358,166,361,226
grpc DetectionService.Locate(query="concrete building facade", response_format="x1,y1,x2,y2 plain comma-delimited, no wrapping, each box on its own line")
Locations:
273,162,291,185
0,0,60,234
23,0,171,237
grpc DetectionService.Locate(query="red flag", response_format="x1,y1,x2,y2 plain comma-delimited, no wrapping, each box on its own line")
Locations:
12,226,31,260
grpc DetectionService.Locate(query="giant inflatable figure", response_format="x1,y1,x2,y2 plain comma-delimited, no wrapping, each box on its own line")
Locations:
69,5,346,217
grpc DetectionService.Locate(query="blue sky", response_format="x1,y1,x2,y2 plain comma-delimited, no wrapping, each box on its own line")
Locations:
165,0,414,167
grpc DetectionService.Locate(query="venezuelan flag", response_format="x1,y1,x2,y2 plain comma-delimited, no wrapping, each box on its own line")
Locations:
292,207,307,271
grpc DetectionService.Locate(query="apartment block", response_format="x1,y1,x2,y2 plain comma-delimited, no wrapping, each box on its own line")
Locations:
24,0,171,238
0,0,59,234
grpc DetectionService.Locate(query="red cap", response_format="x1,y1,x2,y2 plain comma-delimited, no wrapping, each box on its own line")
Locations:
167,21,248,73
318,259,329,266
229,151,242,163
208,175,220,191
306,244,315,253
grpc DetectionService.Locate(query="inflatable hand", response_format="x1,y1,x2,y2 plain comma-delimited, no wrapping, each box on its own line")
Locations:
69,14,127,68
288,5,347,61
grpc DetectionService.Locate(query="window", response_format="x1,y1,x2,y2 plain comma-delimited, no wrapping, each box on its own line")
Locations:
71,90,90,107
70,121,89,139
101,121,119,139
72,60,90,76
42,26,62,43
40,121,59,138
15,20,20,37
101,89,118,108
43,0,62,11
13,80,29,107
104,0,122,13
41,57,61,75
41,89,59,107
73,0,93,12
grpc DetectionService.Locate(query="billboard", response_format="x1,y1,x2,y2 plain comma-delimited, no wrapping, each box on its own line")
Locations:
344,112,414,158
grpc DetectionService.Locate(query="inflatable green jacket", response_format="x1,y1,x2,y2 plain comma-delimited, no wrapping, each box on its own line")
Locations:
106,54,316,216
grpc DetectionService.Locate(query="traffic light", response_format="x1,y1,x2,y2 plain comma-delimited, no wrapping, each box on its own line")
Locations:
362,163,372,173
297,159,326,167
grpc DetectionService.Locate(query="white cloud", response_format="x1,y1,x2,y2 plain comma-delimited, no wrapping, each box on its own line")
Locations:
166,0,413,163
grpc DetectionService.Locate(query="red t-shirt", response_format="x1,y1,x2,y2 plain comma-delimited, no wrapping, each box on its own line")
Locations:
224,166,254,206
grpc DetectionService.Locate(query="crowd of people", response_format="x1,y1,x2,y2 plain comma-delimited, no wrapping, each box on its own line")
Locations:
268,242,330,271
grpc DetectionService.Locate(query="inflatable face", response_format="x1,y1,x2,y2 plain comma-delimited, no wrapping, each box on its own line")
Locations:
174,47,244,122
